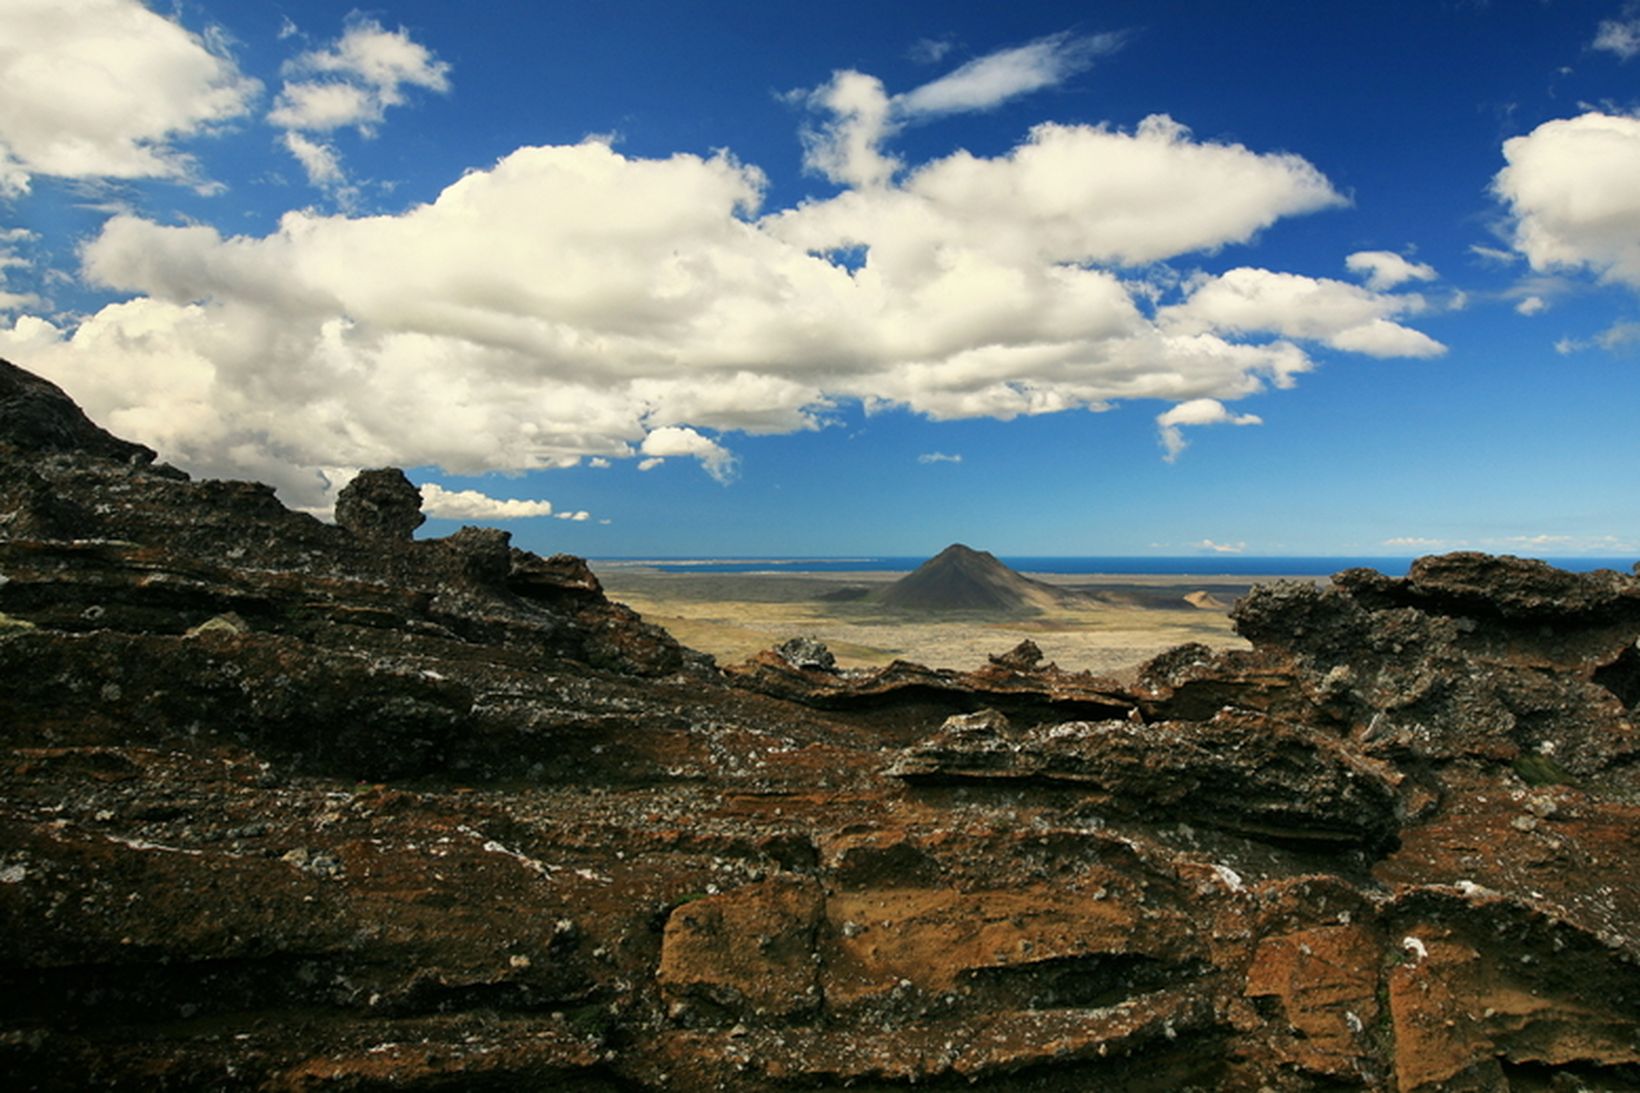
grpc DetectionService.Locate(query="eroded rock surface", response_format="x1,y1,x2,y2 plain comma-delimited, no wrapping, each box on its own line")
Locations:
334,467,426,543
2,360,1638,1091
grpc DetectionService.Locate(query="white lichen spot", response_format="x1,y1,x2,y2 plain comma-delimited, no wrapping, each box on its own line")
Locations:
1211,864,1244,892
1402,936,1428,963
0,864,26,884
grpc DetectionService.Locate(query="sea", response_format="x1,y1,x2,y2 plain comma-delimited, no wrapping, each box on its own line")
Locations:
594,555,1634,577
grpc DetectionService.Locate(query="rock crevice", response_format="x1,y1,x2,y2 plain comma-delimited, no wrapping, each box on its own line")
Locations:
1,359,1636,1091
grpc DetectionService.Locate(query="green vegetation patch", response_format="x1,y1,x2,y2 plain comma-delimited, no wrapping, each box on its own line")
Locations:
1512,753,1577,787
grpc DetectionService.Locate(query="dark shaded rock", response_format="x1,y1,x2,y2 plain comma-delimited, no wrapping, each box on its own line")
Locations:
442,525,513,585
334,467,425,541
1347,551,1640,621
1228,560,1640,775
729,646,1134,726
889,707,1403,853
989,638,1045,671
3,359,1639,1091
510,550,603,598
0,357,157,465
776,636,836,672
0,627,477,779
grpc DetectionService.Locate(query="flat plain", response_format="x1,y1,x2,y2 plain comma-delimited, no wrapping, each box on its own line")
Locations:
593,565,1297,677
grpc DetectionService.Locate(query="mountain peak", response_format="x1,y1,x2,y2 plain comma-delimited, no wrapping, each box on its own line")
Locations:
877,544,1078,614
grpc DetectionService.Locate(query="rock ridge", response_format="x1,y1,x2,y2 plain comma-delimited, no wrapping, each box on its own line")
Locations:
1,358,1637,1091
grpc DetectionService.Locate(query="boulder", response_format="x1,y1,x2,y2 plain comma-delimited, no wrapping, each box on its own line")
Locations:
334,467,425,541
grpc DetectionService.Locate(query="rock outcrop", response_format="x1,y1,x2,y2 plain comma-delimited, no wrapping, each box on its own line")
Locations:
333,467,426,542
2,359,1638,1091
0,358,158,465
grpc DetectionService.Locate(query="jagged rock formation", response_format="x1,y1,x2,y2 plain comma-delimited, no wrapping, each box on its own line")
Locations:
875,542,1086,613
0,358,158,465
2,359,1639,1091
334,467,426,542
774,635,837,672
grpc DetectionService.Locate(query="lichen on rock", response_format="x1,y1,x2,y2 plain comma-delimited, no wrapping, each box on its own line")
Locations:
1,357,1637,1092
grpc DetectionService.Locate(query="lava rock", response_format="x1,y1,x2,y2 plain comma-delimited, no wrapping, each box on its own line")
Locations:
776,636,837,672
0,357,157,464
334,467,425,542
3,357,1639,1092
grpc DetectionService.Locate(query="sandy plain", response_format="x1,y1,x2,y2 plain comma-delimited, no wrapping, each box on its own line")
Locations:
593,565,1308,678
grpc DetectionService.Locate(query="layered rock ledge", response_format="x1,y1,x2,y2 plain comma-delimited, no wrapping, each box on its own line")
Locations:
2,359,1638,1091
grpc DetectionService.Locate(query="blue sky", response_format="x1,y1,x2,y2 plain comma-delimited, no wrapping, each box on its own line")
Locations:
1,1,1637,558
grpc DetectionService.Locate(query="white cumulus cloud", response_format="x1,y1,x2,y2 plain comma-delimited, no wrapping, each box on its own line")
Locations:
917,451,962,464
1345,250,1438,291
640,426,739,483
0,227,40,311
268,82,379,134
419,482,558,519
1494,112,1640,290
272,17,449,132
1194,538,1246,554
0,0,258,194
799,32,1122,188
269,16,449,189
281,131,345,187
1162,267,1445,358
800,70,902,189
787,113,1343,266
0,46,1442,509
1515,295,1547,316
1156,398,1262,462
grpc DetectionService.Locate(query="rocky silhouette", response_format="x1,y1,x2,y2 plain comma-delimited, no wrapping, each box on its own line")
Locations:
875,542,1087,613
333,467,427,542
2,358,1638,1091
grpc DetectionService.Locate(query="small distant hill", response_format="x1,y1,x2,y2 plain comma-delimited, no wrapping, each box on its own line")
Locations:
876,544,1085,614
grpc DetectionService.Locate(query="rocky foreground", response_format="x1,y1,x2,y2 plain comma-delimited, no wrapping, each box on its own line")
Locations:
2,358,1638,1091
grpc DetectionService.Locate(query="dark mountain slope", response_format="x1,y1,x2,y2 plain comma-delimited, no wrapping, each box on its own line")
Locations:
876,543,1087,613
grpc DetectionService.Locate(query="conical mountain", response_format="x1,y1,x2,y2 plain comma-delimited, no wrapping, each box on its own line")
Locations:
876,544,1082,613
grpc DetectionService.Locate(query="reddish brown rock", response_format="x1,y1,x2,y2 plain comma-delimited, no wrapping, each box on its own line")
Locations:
658,875,824,1025
1,358,1638,1091
1243,923,1381,1081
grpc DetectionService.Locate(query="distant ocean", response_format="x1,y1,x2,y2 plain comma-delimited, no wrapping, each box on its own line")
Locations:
595,555,1634,577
